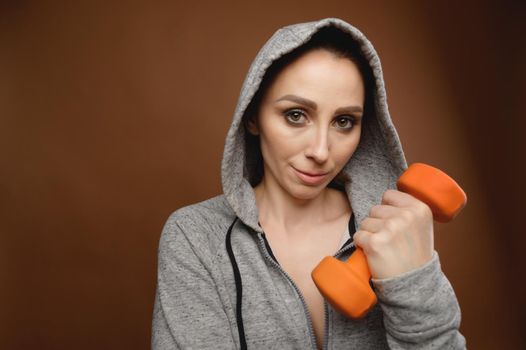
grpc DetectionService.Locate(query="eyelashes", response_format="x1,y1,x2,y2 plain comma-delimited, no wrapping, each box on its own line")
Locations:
334,116,354,129
283,108,356,130
284,109,306,124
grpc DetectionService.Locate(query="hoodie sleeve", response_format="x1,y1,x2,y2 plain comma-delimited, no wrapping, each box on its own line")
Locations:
371,251,467,349
151,212,237,350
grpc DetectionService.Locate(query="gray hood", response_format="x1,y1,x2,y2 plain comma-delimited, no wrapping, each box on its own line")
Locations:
221,17,407,232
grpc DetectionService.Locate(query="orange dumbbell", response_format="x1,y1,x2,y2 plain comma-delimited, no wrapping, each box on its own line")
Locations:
311,163,467,318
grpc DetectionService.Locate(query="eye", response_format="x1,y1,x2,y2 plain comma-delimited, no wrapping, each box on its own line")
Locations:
334,116,355,130
284,109,307,125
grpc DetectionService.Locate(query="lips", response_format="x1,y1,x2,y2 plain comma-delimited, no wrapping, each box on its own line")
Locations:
292,167,330,185
297,169,329,176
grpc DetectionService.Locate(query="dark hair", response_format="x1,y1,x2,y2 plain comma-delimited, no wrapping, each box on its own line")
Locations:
243,26,376,188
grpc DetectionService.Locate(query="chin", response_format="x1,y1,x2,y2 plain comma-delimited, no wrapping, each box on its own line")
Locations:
287,182,328,201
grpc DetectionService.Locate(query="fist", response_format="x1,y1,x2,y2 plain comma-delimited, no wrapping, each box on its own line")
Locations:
353,189,434,279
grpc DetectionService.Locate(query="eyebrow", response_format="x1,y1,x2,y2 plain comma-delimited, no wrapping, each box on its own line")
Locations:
274,94,363,116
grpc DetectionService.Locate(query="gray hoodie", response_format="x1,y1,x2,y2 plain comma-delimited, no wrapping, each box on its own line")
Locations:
152,18,466,349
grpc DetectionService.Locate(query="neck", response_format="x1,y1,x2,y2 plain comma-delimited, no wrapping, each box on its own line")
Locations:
253,175,349,233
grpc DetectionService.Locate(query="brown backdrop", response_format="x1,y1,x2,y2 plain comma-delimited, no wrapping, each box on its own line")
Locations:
1,1,524,349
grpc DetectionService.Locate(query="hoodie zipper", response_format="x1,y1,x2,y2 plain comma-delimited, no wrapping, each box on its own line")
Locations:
257,232,356,350
256,233,318,350
323,241,357,350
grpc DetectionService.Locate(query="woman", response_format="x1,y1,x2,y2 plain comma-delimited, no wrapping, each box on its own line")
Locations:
152,18,466,349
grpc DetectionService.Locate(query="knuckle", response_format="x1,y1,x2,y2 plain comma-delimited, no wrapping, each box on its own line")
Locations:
385,218,398,232
418,202,433,218
360,217,371,226
400,208,414,222
385,188,397,196
409,201,431,220
353,230,363,241
370,205,382,217
368,236,380,254
381,190,393,202
368,234,388,254
353,231,365,245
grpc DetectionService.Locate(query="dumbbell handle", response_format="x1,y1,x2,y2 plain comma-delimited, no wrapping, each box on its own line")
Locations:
312,163,467,318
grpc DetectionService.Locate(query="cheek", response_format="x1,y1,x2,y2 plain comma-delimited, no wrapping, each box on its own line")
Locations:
332,133,361,166
259,122,304,160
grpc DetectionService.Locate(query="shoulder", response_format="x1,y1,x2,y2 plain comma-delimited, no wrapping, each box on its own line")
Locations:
159,194,237,254
164,194,236,230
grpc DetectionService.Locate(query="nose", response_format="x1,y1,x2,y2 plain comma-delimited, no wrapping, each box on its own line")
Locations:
305,126,330,164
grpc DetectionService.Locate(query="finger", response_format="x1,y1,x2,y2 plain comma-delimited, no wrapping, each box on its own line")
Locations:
352,229,373,251
368,204,400,219
353,229,391,257
382,189,433,220
381,189,420,208
359,217,384,233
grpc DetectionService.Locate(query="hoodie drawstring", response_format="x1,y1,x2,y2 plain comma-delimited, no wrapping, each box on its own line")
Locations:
225,217,248,350
225,213,356,350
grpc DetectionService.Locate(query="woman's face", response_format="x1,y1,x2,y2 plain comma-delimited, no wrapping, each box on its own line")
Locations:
249,48,365,200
